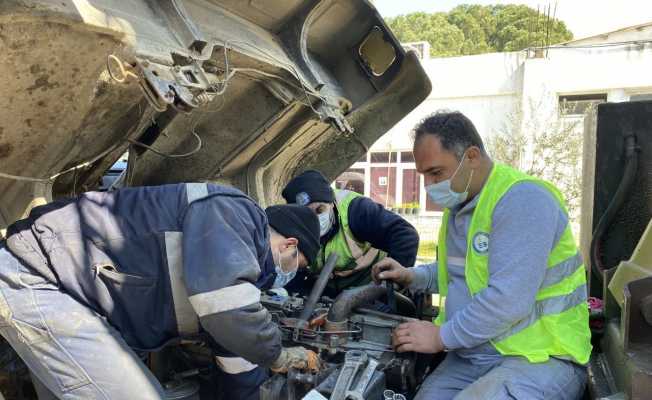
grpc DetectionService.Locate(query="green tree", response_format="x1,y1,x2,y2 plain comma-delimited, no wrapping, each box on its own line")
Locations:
447,5,495,55
389,12,464,57
486,98,591,224
385,4,573,57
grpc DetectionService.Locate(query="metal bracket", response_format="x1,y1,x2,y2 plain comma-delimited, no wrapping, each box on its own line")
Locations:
622,276,652,351
136,58,217,113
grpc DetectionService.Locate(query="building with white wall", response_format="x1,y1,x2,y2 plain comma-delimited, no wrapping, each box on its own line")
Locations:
336,22,652,226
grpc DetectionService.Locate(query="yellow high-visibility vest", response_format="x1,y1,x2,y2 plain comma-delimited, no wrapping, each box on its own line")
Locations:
435,164,591,364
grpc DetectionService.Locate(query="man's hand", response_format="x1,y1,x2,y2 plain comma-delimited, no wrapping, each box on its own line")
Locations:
392,321,445,354
270,347,320,373
371,257,414,286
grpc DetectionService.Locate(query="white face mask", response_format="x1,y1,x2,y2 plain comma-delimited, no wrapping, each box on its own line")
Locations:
425,152,474,209
318,209,334,237
272,246,298,288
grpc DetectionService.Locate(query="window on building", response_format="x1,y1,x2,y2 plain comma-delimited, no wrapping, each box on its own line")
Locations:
630,93,652,102
402,169,419,206
335,169,365,194
370,152,389,163
370,152,397,163
400,151,415,163
559,94,607,116
370,166,396,207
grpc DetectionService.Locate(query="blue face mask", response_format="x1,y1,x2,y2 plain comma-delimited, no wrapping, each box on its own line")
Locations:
272,246,298,288
425,152,474,209
318,208,334,237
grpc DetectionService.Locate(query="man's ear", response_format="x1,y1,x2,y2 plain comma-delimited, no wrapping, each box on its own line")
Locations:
286,237,299,248
467,146,483,167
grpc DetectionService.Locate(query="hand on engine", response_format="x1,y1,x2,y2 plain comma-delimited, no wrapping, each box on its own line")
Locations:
392,321,445,354
371,257,414,287
270,346,321,373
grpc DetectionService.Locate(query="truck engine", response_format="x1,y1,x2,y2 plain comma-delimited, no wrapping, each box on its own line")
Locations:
259,254,424,400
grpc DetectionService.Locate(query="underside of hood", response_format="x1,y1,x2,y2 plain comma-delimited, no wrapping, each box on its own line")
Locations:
0,0,431,231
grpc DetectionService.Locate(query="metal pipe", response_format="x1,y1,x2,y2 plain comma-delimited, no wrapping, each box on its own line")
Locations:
299,253,338,322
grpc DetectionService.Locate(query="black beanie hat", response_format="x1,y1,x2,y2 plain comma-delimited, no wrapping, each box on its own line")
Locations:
265,205,320,265
282,170,335,206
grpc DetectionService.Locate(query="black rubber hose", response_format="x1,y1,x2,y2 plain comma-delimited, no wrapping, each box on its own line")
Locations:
299,253,338,322
393,290,418,318
590,134,638,279
385,280,397,313
327,284,387,322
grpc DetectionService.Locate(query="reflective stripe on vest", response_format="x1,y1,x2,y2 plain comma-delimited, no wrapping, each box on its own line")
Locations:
313,190,383,272
186,183,209,204
167,184,263,336
434,164,591,364
215,356,258,374
164,231,200,336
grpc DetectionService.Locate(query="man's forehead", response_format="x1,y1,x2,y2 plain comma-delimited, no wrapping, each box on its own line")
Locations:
414,135,457,169
414,133,445,152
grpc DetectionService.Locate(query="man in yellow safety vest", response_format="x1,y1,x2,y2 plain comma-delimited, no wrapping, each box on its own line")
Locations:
372,111,591,400
282,170,418,296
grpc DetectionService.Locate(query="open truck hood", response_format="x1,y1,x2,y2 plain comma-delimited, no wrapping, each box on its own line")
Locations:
0,0,431,231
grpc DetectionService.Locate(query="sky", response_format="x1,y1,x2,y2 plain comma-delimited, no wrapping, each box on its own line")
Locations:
373,0,652,39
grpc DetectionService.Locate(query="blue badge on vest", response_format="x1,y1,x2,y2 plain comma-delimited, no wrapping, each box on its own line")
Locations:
472,232,490,254
296,192,311,206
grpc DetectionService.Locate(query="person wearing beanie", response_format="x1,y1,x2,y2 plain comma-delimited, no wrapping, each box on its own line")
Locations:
264,204,320,288
0,183,320,400
282,169,419,295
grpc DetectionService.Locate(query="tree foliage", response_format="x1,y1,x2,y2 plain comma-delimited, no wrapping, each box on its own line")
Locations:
486,98,594,223
386,4,573,57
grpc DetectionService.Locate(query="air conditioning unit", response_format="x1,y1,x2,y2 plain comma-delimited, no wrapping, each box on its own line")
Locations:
403,41,431,60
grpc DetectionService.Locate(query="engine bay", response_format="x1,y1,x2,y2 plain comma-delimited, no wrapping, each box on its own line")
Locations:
257,254,425,400
260,289,420,400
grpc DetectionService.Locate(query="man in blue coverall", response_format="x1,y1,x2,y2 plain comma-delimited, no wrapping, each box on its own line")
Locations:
0,182,321,399
373,111,591,400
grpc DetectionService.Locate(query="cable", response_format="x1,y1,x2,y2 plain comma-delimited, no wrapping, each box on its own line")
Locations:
224,40,328,114
0,142,122,183
107,54,139,84
206,42,236,96
231,67,320,109
531,39,652,51
1,42,334,182
127,124,202,158
0,120,202,184
0,171,51,183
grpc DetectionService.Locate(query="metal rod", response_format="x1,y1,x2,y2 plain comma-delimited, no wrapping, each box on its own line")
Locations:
299,253,339,322
355,307,417,323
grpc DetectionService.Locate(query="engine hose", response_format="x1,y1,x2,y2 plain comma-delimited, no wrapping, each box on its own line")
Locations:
393,290,417,318
327,284,387,323
590,134,639,280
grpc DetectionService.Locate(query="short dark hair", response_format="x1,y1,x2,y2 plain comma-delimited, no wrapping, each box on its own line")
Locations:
412,111,485,159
